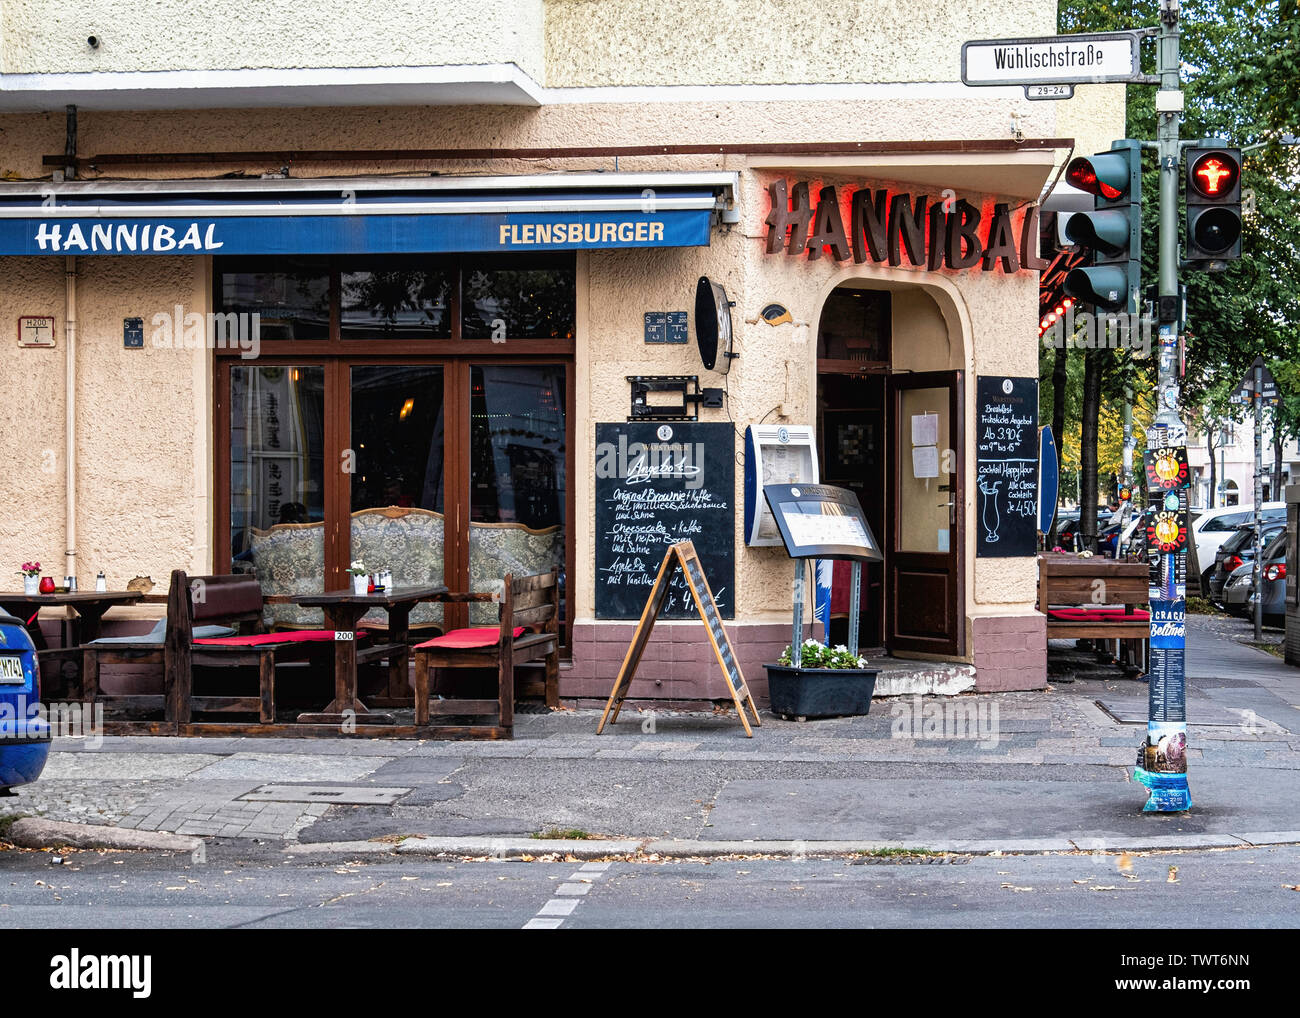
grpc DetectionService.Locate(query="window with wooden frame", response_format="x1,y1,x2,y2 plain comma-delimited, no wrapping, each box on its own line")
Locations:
214,252,576,647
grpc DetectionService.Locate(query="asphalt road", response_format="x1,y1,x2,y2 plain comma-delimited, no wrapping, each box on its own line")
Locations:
1,843,1296,929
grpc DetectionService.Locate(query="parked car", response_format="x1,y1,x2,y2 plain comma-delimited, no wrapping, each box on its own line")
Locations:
1052,509,1082,550
1191,503,1287,588
1056,508,1124,552
1223,530,1288,626
0,611,51,792
1208,521,1285,605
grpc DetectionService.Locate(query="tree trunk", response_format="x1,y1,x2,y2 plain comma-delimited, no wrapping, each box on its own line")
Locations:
1206,423,1217,510
1047,343,1068,544
1273,420,1284,502
1080,347,1102,551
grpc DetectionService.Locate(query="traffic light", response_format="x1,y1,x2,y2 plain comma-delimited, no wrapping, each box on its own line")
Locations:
1062,139,1142,314
1185,144,1242,268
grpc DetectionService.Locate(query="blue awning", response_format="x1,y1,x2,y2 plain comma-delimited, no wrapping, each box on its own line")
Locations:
0,172,736,256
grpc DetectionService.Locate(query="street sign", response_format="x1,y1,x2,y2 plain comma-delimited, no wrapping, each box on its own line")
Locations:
1231,355,1279,406
961,30,1155,89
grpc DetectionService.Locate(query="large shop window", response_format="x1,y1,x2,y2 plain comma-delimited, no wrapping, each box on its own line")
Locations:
217,253,574,643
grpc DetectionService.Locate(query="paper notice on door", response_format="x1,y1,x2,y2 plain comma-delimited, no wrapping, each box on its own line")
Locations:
912,444,939,478
911,413,939,447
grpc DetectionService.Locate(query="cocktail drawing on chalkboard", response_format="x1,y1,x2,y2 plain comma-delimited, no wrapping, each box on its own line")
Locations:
978,478,1002,543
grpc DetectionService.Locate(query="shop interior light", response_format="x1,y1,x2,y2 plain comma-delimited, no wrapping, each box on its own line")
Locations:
399,398,415,420
1055,305,1065,316
1063,297,1074,308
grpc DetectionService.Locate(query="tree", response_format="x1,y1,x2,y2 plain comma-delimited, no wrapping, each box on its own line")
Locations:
1054,0,1300,510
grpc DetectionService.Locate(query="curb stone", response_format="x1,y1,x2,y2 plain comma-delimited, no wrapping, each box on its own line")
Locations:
282,841,397,855
5,818,202,853
395,836,644,858
276,833,1300,859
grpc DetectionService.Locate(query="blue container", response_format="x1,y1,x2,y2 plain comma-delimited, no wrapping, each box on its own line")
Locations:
0,611,51,791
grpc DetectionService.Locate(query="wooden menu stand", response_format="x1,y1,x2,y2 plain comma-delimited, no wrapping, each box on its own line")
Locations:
597,540,761,737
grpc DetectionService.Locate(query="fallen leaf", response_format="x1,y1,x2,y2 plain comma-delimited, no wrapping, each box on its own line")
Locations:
1117,852,1134,873
1167,866,1179,884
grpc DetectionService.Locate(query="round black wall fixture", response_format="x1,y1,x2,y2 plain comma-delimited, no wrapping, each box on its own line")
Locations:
694,276,735,373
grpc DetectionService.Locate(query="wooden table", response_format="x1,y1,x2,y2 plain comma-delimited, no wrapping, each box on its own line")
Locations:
288,584,447,724
0,590,144,649
0,590,146,698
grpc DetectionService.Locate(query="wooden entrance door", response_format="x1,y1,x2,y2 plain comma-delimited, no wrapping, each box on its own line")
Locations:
887,371,964,655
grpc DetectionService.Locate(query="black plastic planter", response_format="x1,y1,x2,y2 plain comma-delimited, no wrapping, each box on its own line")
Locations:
763,664,878,719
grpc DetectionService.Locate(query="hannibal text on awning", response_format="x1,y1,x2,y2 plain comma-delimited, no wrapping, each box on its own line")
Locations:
0,172,737,255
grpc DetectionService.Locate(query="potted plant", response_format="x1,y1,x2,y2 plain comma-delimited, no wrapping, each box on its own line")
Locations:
764,640,878,719
347,561,370,595
19,561,41,596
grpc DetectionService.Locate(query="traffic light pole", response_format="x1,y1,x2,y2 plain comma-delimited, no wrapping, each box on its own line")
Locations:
1137,1,1193,812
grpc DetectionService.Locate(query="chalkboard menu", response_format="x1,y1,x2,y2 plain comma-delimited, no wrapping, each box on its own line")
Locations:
975,376,1039,558
595,421,735,619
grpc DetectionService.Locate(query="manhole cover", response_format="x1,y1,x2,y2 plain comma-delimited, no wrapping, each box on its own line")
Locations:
240,784,411,806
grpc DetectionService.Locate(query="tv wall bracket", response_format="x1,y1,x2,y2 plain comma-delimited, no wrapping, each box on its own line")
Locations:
627,375,724,421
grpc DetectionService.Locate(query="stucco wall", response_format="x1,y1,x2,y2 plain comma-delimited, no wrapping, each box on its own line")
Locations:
0,255,211,589
544,0,1055,86
2,93,1065,180
0,0,545,80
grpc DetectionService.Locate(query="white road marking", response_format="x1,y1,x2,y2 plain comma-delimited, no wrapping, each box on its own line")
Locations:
523,864,613,928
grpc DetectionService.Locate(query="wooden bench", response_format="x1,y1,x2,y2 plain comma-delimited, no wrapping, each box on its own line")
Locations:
1038,554,1149,674
413,570,560,738
84,570,337,731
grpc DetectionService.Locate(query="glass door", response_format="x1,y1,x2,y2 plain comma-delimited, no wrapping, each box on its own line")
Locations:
348,364,447,630
465,364,567,626
888,371,964,655
228,364,327,627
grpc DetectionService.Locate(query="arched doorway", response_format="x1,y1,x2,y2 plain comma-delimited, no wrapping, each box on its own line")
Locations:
816,281,965,656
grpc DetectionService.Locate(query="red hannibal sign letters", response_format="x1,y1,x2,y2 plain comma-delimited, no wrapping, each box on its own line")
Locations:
763,179,1046,274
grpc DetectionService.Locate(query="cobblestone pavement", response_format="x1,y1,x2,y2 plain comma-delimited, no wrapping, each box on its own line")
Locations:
2,614,1295,845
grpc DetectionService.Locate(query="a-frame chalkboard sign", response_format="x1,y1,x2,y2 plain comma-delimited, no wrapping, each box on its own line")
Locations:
597,540,761,737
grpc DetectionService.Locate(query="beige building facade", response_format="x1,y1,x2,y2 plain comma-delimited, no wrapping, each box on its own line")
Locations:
0,0,1123,702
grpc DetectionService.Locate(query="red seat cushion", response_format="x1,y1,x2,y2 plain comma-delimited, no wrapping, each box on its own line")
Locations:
1046,608,1149,622
415,626,526,650
194,629,364,646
